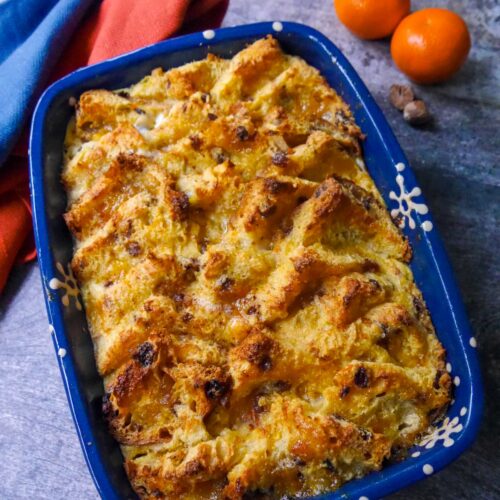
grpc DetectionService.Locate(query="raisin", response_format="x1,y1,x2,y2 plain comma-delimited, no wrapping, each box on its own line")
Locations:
236,125,249,141
323,458,335,472
133,342,155,367
354,366,369,388
171,191,190,221
413,295,425,317
189,134,202,150
211,147,227,164
339,386,350,398
362,196,373,211
362,259,380,272
264,178,287,194
158,427,171,439
126,241,141,256
259,356,272,372
215,152,226,163
207,112,218,121
359,428,372,441
172,293,184,303
124,218,134,237
217,276,234,292
102,393,113,418
272,380,291,392
314,183,328,198
184,258,200,272
182,312,193,323
271,151,287,166
259,204,277,217
204,380,229,400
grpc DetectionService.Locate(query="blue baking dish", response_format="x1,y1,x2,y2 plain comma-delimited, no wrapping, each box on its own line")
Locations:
29,21,483,500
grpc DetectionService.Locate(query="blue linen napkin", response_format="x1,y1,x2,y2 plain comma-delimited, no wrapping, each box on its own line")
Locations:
0,0,95,166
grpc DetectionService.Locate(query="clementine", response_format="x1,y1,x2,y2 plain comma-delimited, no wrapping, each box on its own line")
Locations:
391,8,471,84
334,0,411,40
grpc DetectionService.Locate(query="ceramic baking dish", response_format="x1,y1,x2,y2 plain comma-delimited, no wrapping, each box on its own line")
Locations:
29,21,483,500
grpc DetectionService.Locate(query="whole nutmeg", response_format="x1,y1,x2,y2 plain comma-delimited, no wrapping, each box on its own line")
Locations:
389,84,414,111
403,100,432,126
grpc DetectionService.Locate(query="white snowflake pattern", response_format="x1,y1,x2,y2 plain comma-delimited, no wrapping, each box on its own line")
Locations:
389,163,432,231
49,262,82,310
419,410,466,449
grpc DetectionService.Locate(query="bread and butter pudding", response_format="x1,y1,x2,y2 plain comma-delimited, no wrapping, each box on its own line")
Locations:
62,36,451,499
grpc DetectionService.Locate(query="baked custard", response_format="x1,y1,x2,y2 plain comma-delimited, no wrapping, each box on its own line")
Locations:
63,36,451,499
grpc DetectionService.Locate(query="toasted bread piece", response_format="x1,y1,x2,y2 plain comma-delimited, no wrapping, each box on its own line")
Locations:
63,36,450,499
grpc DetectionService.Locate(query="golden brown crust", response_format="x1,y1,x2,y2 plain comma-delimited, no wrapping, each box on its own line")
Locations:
63,36,450,499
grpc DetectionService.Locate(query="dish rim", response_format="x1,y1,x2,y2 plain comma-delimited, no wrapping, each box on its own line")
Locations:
29,21,483,500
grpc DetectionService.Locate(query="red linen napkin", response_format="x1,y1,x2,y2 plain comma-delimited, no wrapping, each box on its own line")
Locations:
0,0,229,293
